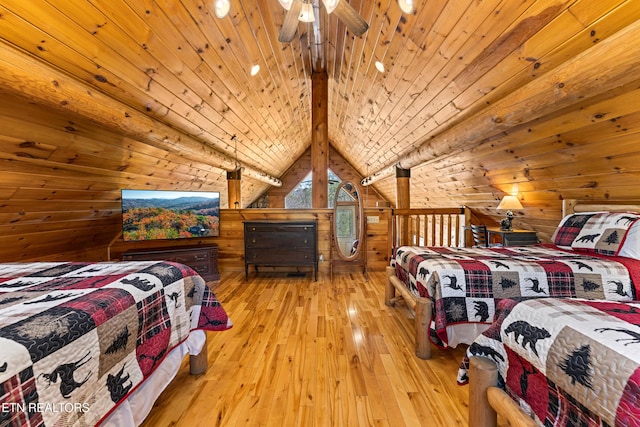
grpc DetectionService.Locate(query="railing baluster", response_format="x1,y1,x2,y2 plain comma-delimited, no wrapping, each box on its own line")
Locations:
391,208,466,250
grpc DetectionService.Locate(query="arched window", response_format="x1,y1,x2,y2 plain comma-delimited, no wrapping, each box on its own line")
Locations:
285,169,342,208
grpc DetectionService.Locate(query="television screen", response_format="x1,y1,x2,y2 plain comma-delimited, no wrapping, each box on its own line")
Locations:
121,189,220,241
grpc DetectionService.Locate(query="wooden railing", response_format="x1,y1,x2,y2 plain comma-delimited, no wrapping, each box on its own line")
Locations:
391,207,470,249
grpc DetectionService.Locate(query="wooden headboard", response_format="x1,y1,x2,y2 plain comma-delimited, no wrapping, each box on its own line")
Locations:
562,199,640,217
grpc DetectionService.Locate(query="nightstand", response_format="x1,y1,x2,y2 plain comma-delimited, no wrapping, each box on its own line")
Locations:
486,227,539,247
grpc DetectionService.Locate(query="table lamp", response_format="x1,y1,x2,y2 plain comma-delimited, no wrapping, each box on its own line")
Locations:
497,195,523,231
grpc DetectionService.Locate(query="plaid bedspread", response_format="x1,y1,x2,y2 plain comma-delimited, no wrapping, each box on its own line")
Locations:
0,261,232,427
393,245,640,347
457,298,640,426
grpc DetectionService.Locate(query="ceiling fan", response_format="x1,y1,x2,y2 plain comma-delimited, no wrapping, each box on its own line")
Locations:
278,0,369,43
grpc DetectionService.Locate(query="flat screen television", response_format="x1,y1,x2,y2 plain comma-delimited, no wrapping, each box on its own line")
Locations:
121,189,220,241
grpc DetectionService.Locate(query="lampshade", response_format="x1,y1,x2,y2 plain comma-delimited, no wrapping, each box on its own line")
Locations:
398,0,415,14
279,0,293,10
322,0,339,14
214,0,230,18
497,195,524,211
299,3,315,22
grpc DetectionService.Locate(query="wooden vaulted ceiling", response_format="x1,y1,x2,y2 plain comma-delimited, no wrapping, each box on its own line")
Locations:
1,0,640,238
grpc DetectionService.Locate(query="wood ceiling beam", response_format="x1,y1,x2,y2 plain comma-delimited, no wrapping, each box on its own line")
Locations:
0,40,282,187
362,11,640,187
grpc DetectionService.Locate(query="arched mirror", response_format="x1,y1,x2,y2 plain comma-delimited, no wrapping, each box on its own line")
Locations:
333,180,363,261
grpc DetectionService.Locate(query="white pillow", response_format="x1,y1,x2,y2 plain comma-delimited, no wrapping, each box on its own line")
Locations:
618,220,640,260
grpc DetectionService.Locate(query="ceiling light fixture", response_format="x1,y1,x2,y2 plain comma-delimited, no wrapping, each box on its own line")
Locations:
298,3,315,22
279,0,293,10
322,0,339,14
375,61,385,73
279,0,368,42
214,0,230,18
398,0,415,14
250,64,261,76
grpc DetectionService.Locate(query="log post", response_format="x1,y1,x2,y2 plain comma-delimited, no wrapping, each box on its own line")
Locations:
414,297,432,359
189,334,209,375
311,70,328,208
396,166,411,246
469,356,498,427
385,266,396,305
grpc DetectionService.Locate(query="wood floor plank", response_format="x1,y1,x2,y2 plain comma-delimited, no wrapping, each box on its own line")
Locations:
140,271,507,426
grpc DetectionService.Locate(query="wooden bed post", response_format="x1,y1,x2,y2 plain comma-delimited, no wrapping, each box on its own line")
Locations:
385,266,396,305
386,266,433,359
414,297,432,359
469,356,498,427
189,334,208,375
562,199,577,217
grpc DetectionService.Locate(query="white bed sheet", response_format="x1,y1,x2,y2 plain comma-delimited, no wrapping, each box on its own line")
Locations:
444,323,490,348
99,330,206,427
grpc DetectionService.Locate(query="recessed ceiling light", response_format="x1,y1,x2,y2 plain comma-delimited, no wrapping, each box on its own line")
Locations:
250,64,261,76
398,0,415,14
214,0,230,18
375,61,385,73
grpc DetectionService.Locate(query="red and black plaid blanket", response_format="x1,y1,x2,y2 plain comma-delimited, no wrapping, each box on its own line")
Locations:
457,298,640,426
0,261,232,427
393,245,640,347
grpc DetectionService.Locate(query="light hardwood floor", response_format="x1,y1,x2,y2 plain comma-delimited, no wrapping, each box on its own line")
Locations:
141,271,476,427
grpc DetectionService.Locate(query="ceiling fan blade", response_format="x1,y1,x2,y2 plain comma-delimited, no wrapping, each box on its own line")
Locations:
278,0,303,43
332,1,368,37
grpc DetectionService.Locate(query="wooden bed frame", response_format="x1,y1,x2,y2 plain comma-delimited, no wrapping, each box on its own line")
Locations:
387,199,640,426
190,336,209,375
385,207,468,358
385,199,640,359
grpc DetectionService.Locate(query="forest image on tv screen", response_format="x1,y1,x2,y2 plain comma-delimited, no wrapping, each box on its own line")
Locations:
122,190,220,241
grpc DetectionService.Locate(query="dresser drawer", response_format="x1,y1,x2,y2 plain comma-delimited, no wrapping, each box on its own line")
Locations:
244,223,315,234
188,262,213,277
122,245,219,282
246,248,315,264
245,232,315,249
502,232,538,247
243,221,318,280
171,250,212,264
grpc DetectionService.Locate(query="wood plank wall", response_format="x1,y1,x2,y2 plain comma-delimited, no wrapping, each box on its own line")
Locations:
109,208,392,273
0,90,395,268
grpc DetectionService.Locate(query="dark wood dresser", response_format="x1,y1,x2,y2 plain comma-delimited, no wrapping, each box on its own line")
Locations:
244,220,318,280
122,245,219,282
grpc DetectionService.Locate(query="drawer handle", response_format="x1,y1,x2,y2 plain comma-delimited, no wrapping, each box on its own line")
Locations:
252,238,256,243
304,239,308,244
251,227,256,231
194,255,208,261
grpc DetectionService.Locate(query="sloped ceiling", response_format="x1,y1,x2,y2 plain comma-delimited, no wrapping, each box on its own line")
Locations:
1,0,640,220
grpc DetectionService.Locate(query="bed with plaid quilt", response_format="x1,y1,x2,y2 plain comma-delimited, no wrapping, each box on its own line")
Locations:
393,245,640,348
457,298,640,426
0,261,232,427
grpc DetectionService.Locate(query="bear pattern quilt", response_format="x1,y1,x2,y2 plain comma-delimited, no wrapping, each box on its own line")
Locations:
393,245,640,347
0,261,231,427
457,298,640,426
